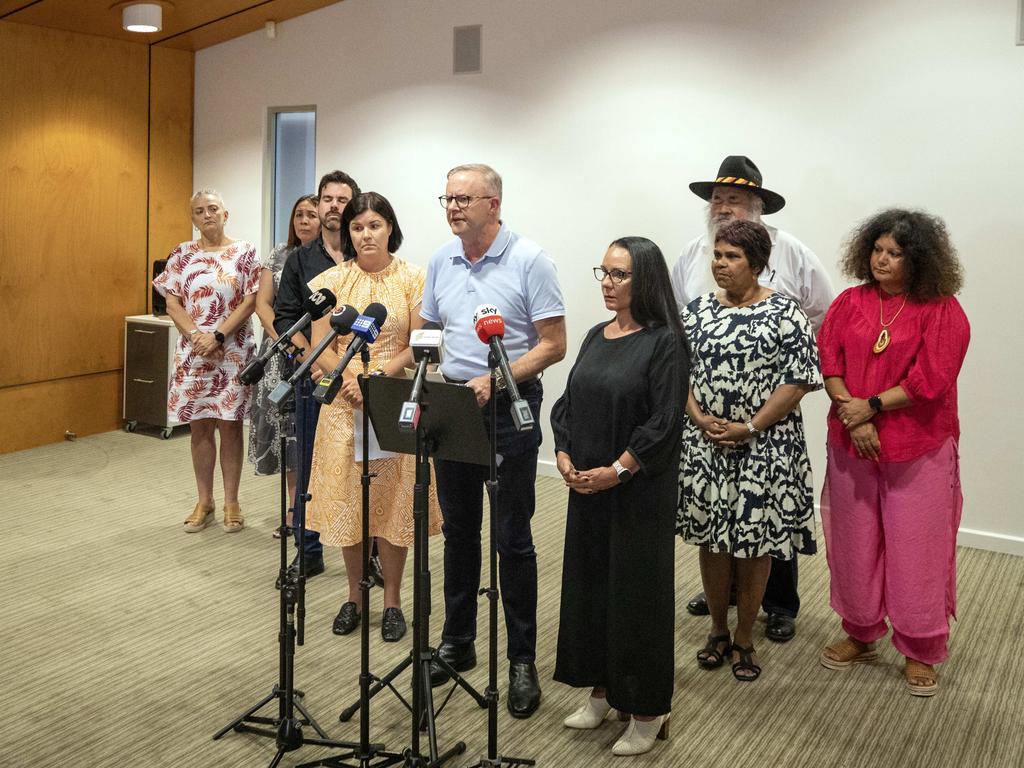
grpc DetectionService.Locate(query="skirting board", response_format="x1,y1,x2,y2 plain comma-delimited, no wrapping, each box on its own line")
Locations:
536,459,1024,557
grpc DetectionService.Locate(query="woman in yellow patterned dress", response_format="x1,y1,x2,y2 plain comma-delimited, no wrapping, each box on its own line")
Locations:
306,192,441,643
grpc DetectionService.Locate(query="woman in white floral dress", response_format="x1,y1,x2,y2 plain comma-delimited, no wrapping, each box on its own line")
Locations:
154,190,260,533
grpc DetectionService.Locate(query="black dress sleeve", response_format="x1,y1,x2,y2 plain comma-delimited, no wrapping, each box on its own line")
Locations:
273,249,304,337
626,328,690,476
550,324,604,457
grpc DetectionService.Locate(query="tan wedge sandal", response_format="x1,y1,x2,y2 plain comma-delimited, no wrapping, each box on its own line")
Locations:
820,637,878,670
183,503,215,533
904,659,938,697
223,502,244,532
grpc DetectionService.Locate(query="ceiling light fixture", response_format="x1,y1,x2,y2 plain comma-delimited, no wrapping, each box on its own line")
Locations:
122,3,163,33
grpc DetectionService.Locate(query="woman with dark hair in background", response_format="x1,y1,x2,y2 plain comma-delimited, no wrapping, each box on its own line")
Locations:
677,219,820,683
305,192,440,643
155,189,260,533
552,236,688,757
818,209,969,697
248,194,319,537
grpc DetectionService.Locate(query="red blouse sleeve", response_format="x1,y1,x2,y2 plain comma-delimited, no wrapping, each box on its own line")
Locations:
153,242,187,298
816,287,855,378
899,297,970,404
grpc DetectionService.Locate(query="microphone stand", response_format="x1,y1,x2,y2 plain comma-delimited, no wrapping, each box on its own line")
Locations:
298,347,404,768
335,374,481,768
467,354,534,768
214,357,359,767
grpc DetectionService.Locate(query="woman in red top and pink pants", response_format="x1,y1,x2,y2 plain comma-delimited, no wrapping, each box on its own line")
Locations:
816,209,969,697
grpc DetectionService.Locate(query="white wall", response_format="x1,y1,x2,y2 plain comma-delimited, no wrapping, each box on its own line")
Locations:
195,0,1024,553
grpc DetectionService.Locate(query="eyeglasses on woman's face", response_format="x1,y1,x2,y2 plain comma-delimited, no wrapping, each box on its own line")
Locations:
593,266,632,284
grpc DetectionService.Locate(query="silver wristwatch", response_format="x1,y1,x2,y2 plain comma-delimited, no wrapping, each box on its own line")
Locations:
612,460,632,483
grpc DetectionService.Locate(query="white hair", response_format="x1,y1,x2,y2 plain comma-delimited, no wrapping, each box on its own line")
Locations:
447,164,502,200
189,188,226,210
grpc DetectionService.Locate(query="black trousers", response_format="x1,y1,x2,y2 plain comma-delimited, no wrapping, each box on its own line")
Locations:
762,555,799,617
291,375,323,557
434,380,543,662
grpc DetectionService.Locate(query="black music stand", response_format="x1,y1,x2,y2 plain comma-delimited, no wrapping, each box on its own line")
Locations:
368,375,490,766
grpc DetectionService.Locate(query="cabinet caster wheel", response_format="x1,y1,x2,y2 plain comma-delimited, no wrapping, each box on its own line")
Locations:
125,421,138,433
160,428,173,440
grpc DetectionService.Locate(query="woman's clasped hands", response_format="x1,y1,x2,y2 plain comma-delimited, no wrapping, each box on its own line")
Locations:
693,411,749,448
556,451,618,495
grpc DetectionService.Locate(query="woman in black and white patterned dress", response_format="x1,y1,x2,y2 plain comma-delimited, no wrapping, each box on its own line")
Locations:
677,219,821,682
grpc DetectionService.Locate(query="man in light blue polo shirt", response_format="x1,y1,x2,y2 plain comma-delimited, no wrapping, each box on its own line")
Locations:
421,163,566,719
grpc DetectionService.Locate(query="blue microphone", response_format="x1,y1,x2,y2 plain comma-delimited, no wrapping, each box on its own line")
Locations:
313,302,389,405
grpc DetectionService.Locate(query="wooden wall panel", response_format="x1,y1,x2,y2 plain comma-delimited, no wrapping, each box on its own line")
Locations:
0,21,149,388
148,45,195,311
0,22,194,454
0,372,122,453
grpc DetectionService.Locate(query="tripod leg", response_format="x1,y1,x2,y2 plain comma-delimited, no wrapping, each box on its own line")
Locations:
339,654,414,722
293,696,330,739
420,660,441,761
213,690,278,739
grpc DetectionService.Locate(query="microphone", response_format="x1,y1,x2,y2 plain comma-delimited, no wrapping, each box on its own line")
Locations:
267,304,359,406
398,322,443,431
312,302,389,405
239,288,337,385
472,304,535,432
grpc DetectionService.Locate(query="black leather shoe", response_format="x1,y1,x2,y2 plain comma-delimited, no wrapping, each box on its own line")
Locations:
507,662,541,719
381,607,407,642
429,642,476,687
275,553,325,588
686,591,710,616
765,612,796,643
333,601,360,635
686,590,738,616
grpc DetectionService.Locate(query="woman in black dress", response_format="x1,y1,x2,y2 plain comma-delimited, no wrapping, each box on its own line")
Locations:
551,236,688,757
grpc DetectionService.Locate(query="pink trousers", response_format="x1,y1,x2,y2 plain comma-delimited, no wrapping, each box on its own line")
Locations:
821,437,962,665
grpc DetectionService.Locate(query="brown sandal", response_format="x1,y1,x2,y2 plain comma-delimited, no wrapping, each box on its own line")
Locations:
820,637,878,670
223,502,244,532
904,659,938,696
183,503,214,533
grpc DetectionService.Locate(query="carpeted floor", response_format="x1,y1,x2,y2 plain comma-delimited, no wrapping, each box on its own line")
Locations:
0,427,1021,767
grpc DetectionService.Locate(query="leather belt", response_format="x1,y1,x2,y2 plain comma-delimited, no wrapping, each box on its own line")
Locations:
443,374,540,387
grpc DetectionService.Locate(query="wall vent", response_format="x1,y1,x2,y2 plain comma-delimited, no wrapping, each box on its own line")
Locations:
454,25,482,74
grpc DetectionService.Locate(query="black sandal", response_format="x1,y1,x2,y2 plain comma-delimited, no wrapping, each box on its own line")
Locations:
697,632,731,670
731,644,761,682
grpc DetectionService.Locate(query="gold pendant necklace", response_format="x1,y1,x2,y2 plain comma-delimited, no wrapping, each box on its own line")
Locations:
873,288,907,354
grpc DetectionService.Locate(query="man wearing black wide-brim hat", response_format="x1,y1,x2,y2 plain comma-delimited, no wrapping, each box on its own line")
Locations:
671,155,833,331
670,155,834,642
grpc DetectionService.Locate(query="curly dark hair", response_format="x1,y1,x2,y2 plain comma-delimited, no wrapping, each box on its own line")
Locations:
840,209,964,300
713,219,772,276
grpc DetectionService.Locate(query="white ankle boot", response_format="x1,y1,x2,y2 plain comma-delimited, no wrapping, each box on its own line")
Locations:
563,695,612,729
611,714,670,756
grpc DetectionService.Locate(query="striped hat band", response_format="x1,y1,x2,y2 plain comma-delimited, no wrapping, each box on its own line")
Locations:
715,177,760,188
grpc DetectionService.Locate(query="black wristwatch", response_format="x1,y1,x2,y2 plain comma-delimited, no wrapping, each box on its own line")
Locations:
868,395,883,412
612,460,632,484
213,330,225,345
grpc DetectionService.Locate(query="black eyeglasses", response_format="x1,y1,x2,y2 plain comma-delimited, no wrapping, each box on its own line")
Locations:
593,266,632,284
438,194,496,210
